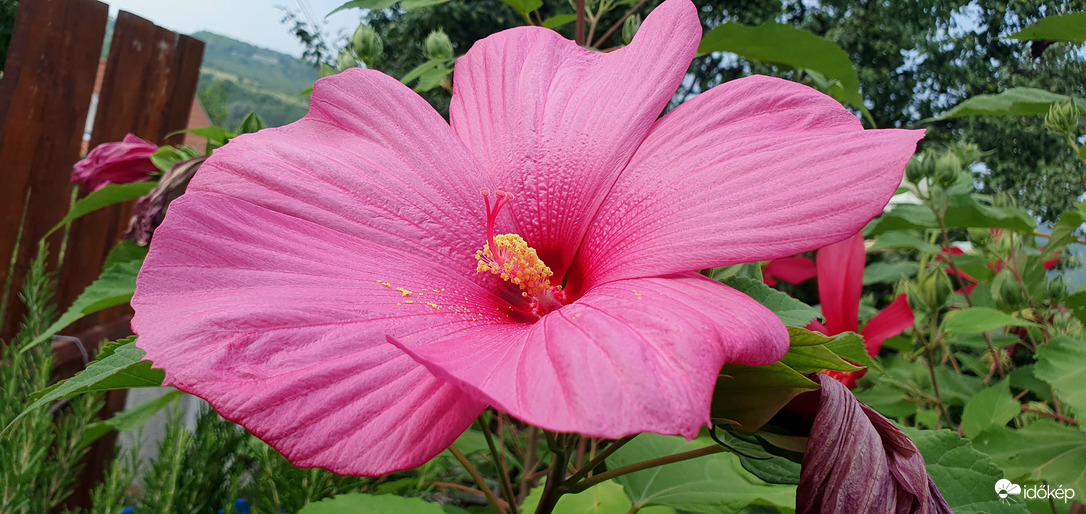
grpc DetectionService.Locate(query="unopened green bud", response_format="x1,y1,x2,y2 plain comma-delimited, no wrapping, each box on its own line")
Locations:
424,30,454,61
337,49,358,71
948,142,982,165
1044,100,1080,135
980,347,1014,375
352,24,384,63
912,269,953,310
933,152,962,189
904,153,933,183
622,14,642,45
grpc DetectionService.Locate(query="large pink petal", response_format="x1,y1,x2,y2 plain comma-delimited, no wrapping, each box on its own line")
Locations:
448,0,700,280
190,68,492,278
817,234,866,335
133,194,501,476
389,273,788,438
859,294,914,356
572,76,923,293
764,256,817,286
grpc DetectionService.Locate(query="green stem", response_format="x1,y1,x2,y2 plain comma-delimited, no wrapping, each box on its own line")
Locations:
450,444,508,513
563,445,724,494
565,435,635,485
535,433,573,514
479,418,519,513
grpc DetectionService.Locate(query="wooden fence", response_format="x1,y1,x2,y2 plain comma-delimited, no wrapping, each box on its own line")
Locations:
0,0,204,507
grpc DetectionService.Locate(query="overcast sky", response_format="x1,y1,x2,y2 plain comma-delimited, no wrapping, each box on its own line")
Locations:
105,0,360,56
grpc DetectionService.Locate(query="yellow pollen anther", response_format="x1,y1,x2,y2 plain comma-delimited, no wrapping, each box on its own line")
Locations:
475,233,554,296
426,302,440,310
396,287,413,297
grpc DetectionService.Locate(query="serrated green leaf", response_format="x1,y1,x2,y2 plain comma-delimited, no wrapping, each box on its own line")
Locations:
499,0,542,15
942,307,1038,336
1008,12,1086,43
606,434,795,512
934,88,1076,119
49,182,156,236
21,259,142,354
713,362,819,434
542,14,577,29
720,276,819,327
3,341,162,436
79,389,183,449
902,428,1028,513
862,260,918,285
697,22,863,110
960,381,1020,438
1046,209,1085,256
868,232,941,254
782,328,863,373
1034,336,1086,420
972,421,1086,496
298,492,447,513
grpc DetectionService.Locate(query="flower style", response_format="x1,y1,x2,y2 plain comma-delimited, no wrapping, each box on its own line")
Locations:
810,234,915,388
131,0,924,475
72,133,158,191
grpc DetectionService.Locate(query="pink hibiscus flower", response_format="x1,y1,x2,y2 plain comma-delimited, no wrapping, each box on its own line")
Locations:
810,234,915,388
72,133,158,191
131,0,923,475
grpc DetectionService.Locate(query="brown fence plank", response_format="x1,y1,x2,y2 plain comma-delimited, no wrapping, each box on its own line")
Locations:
57,12,204,323
0,0,108,341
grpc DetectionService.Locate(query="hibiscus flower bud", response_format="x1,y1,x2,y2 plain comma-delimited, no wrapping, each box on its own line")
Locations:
1043,100,1080,135
337,49,359,71
904,151,935,183
932,152,961,189
911,268,952,310
622,14,642,45
126,156,206,246
352,24,383,64
424,30,454,60
71,134,158,191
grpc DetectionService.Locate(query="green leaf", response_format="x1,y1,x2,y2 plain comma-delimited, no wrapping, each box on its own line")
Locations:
697,22,863,109
499,0,542,15
720,433,801,485
522,480,635,513
868,232,941,254
862,260,918,285
327,0,399,16
402,0,449,9
606,434,796,512
414,64,453,92
1008,12,1086,43
973,421,1086,496
3,339,163,436
901,428,1028,513
942,196,1036,232
934,88,1076,120
866,204,938,234
400,58,448,85
960,381,1020,438
79,390,183,449
297,493,447,513
942,307,1038,336
21,259,142,353
1046,208,1085,255
781,328,863,373
149,145,201,173
235,112,267,135
166,126,234,147
102,240,148,269
719,276,820,327
1034,336,1086,420
542,14,577,29
49,182,156,236
712,362,819,434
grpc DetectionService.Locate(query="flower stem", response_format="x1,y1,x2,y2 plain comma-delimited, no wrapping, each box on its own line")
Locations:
575,0,586,46
479,418,519,513
562,445,724,494
535,433,573,514
565,435,635,485
592,0,649,48
449,444,507,513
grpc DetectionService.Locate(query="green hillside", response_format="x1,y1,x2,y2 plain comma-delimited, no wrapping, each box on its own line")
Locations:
191,31,317,129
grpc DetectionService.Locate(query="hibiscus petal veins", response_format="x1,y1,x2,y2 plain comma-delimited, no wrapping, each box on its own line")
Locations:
132,0,923,475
